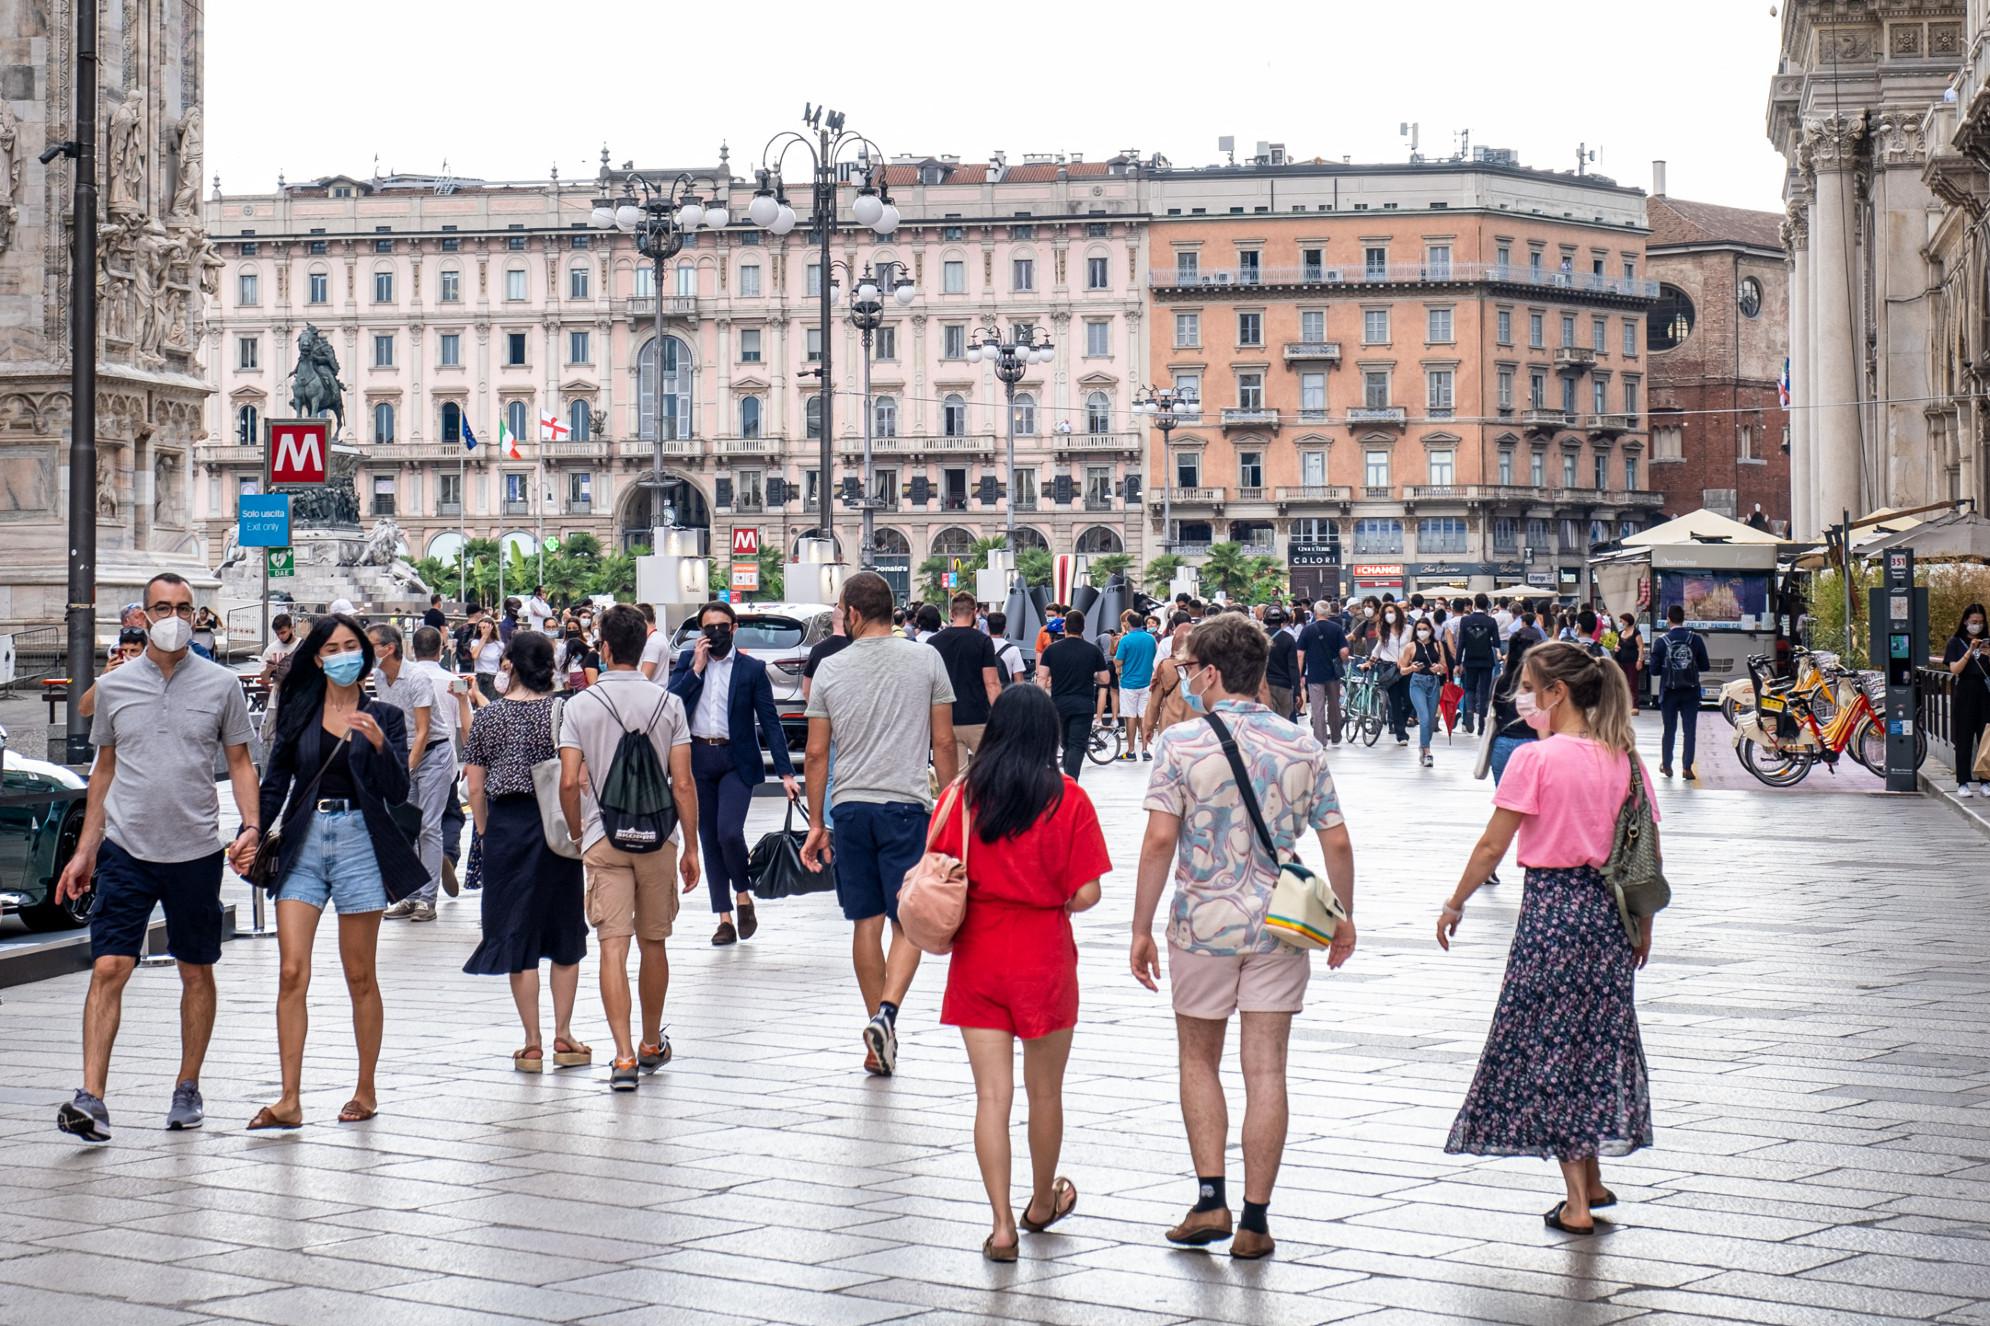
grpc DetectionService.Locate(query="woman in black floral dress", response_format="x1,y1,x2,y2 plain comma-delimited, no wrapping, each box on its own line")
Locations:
1435,641,1656,1235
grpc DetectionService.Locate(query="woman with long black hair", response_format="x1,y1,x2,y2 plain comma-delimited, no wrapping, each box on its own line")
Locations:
931,684,1110,1262
241,612,422,1129
1945,602,1990,797
462,631,590,1071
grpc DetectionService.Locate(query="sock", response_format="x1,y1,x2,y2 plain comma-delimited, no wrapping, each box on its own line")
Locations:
1240,1199,1270,1234
1192,1176,1226,1213
877,1000,899,1026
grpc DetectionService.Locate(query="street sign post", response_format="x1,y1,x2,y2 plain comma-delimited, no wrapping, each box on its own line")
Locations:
264,418,330,487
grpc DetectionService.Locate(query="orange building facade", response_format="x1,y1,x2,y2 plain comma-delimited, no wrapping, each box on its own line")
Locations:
1143,160,1664,600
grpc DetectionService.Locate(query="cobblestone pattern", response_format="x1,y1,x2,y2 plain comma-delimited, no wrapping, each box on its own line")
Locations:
2,716,1987,1326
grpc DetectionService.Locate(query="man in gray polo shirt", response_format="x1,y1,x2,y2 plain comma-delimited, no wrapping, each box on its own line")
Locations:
54,572,260,1143
368,622,449,922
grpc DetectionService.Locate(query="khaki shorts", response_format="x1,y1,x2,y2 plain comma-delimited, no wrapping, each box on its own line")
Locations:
1167,942,1310,1020
954,723,985,769
583,838,679,942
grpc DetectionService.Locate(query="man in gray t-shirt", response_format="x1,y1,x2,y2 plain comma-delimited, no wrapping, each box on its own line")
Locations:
55,572,261,1144
801,572,955,1079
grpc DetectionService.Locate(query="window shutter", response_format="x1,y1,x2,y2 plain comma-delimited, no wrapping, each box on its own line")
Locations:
714,477,733,508
839,476,862,504
908,475,932,507
977,474,999,506
1121,475,1141,504
1053,474,1074,506
765,476,787,505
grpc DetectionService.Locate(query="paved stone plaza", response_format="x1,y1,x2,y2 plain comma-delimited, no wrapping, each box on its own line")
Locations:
3,715,1988,1326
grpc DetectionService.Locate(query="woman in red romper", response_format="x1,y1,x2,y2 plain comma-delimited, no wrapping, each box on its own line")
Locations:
933,684,1110,1262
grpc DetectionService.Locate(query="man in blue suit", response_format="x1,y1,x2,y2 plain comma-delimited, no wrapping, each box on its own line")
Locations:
669,601,799,945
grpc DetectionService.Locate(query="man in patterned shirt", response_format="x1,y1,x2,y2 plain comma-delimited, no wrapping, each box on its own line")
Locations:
1130,613,1357,1261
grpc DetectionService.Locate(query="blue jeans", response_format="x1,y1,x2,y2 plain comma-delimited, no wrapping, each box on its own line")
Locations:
1409,674,1442,751
1489,734,1531,784
276,810,390,914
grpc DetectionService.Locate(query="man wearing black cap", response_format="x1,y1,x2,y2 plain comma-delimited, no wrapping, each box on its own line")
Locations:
1262,607,1300,722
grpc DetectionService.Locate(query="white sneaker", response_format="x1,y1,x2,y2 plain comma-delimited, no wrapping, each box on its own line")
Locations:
1960,784,1977,799
383,899,418,919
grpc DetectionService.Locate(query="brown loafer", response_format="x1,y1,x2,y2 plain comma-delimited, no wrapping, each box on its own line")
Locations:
712,921,737,947
1229,1228,1275,1260
1165,1205,1233,1246
736,901,758,941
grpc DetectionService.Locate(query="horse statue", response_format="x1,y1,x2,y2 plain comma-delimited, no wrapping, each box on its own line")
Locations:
288,324,346,434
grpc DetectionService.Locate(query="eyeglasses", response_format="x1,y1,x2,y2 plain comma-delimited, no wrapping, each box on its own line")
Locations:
147,603,195,620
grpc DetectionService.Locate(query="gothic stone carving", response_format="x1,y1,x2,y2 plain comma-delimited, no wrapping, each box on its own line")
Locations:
170,109,202,220
1804,113,1868,171
1874,110,1927,166
106,90,146,219
0,101,19,258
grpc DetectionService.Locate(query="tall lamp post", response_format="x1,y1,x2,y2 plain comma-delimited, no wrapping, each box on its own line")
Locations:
968,325,1054,549
591,164,728,552
1132,384,1197,556
845,261,916,570
747,105,901,563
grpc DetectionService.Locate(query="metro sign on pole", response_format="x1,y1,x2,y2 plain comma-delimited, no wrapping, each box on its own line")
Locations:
265,418,330,486
731,527,760,557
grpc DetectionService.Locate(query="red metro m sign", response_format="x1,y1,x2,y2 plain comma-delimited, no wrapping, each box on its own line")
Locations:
265,418,330,486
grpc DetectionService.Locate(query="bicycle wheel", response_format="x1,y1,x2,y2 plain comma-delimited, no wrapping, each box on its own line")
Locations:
1361,712,1383,746
1738,736,1813,787
1854,718,1932,773
1086,722,1121,766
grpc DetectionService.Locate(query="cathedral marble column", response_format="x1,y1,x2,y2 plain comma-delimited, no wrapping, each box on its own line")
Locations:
1784,202,1813,538
1806,113,1867,528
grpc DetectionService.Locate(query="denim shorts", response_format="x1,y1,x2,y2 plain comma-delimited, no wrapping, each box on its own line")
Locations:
90,840,225,965
275,810,390,914
830,800,928,924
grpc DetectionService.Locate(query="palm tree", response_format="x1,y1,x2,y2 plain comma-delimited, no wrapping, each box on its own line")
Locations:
1088,553,1133,587
589,550,640,599
1143,553,1186,595
915,555,951,602
1016,547,1053,589
1245,555,1287,605
561,531,604,561
1199,542,1254,598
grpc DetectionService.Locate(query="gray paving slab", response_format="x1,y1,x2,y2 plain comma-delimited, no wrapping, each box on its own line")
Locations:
3,713,1987,1324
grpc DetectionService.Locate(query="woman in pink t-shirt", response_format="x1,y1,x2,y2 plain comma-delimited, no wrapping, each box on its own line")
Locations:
1434,640,1657,1237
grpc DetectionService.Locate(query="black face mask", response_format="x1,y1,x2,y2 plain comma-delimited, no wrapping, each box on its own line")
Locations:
703,624,733,658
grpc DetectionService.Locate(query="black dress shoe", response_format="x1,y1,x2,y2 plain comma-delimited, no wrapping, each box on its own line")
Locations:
712,921,738,947
736,902,758,941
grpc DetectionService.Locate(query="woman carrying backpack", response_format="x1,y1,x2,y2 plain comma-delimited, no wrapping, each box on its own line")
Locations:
932,685,1109,1262
1437,640,1657,1236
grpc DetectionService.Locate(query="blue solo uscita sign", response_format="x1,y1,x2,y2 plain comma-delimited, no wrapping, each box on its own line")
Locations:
237,494,291,548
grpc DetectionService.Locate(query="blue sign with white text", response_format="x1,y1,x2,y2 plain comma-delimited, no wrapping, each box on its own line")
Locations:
237,494,291,548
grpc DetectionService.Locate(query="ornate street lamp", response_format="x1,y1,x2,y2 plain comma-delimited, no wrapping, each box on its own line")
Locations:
748,105,901,562
1132,384,1198,554
968,325,1054,550
591,163,727,548
845,261,917,569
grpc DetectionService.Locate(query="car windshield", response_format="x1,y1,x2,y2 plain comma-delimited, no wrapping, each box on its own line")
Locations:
676,615,809,652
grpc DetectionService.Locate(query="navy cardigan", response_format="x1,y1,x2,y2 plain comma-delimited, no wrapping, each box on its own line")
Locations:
257,697,425,900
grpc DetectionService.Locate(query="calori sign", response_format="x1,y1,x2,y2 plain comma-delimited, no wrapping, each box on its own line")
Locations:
266,418,330,486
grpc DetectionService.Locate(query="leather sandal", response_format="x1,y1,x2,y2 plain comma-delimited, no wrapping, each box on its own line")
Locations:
981,1234,1019,1263
1544,1201,1597,1235
1018,1177,1077,1232
337,1099,377,1124
513,1047,544,1073
1590,1188,1617,1209
247,1105,303,1131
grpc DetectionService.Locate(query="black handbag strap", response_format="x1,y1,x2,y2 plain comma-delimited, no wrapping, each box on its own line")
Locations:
280,727,349,826
1204,713,1280,870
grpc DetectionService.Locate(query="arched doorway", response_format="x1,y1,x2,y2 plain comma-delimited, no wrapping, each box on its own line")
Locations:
872,527,912,603
1076,525,1123,555
1009,526,1049,553
618,473,711,553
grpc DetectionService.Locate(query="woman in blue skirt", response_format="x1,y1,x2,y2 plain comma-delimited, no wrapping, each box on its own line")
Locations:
1436,640,1656,1235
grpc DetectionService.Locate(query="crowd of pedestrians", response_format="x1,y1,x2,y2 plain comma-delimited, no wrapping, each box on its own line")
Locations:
52,571,1677,1265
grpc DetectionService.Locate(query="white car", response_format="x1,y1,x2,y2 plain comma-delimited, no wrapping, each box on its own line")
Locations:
669,602,835,756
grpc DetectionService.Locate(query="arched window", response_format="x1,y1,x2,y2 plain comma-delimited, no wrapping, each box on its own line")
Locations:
1009,526,1049,552
943,393,967,437
874,395,897,437
236,403,259,445
506,399,528,443
440,402,462,443
873,527,911,558
568,398,592,443
739,395,762,438
637,335,692,440
931,526,976,557
1012,392,1037,435
805,395,823,439
1086,391,1112,434
372,401,395,444
1077,525,1124,554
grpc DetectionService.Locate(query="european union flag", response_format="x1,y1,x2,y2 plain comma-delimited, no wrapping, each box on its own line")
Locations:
463,420,480,451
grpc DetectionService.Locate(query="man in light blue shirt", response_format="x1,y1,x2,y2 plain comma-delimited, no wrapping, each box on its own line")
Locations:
1115,613,1160,763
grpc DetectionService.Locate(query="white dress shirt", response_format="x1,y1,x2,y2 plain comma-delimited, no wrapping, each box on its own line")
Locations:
692,651,736,739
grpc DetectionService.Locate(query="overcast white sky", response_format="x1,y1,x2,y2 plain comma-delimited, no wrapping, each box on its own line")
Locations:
209,0,1790,213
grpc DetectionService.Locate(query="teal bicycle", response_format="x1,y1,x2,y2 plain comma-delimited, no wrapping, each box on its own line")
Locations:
1339,666,1388,746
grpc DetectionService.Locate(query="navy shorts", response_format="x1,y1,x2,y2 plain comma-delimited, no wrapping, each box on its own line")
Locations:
90,840,226,965
831,800,929,924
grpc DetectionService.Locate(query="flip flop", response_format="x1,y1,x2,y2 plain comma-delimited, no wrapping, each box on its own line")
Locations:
553,1038,593,1068
1591,1189,1617,1209
1019,1177,1078,1233
1543,1201,1596,1235
338,1100,377,1124
981,1234,1019,1263
247,1106,302,1131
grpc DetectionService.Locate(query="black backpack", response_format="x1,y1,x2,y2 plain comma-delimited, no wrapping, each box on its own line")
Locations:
1460,615,1499,665
1662,631,1701,693
589,689,678,853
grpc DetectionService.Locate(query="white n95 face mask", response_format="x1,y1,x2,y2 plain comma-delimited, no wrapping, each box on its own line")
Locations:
148,616,192,653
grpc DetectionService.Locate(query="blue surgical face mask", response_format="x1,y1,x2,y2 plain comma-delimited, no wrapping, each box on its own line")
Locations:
322,651,366,687
1184,667,1209,715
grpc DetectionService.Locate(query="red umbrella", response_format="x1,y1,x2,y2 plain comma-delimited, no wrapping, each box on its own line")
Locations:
1439,679,1464,739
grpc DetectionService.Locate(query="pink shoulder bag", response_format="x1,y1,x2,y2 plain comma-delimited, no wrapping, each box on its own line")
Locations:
898,780,971,955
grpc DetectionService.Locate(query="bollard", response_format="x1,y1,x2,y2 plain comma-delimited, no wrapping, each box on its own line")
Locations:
137,910,174,967
235,881,276,939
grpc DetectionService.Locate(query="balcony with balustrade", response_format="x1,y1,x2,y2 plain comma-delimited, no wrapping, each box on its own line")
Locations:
542,440,611,463
1055,430,1139,455
716,435,773,457
1282,341,1343,365
616,437,702,460
1553,346,1597,373
1148,261,1659,303
622,294,700,320
1345,406,1407,428
1521,408,1571,434
1147,486,1227,511
1220,407,1280,431
1583,413,1637,438
1273,484,1354,509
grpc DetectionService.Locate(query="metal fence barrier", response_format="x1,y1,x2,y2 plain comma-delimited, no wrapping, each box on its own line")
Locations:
1918,666,1954,773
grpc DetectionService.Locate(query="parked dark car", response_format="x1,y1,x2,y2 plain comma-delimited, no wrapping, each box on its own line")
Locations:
0,734,91,931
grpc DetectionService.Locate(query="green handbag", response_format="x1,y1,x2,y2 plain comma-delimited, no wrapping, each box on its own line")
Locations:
1602,758,1668,947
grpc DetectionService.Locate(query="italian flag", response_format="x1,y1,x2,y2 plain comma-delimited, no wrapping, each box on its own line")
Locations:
497,420,522,460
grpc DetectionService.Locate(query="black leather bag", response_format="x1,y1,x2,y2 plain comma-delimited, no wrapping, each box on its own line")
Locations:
747,798,837,900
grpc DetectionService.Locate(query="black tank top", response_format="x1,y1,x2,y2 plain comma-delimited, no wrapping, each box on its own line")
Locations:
1411,639,1442,669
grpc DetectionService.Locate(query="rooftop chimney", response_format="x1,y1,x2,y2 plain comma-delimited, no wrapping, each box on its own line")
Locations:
1651,159,1667,197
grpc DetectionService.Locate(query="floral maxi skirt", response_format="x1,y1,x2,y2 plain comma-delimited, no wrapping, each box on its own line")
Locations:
1445,864,1652,1162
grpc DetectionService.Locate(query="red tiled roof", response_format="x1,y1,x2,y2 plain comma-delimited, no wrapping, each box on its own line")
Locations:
1647,196,1785,251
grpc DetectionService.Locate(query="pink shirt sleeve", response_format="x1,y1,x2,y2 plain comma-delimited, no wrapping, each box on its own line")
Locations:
1492,741,1544,817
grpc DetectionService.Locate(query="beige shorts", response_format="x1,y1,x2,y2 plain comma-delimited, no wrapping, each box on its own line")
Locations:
583,838,679,942
1167,943,1310,1020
